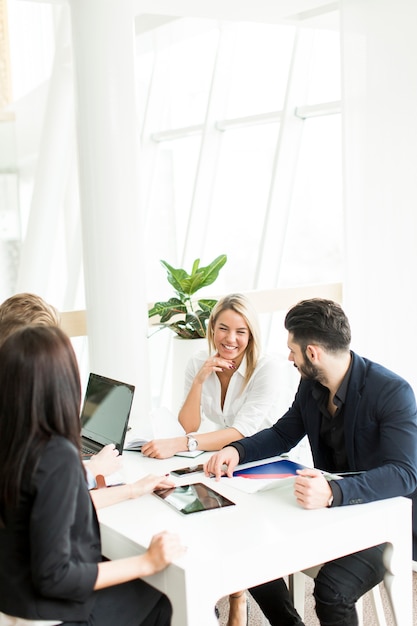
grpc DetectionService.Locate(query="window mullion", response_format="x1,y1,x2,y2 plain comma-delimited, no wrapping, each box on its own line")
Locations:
254,27,316,291
180,22,236,266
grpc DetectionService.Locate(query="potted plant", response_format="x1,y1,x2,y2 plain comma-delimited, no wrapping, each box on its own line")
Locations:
148,254,227,339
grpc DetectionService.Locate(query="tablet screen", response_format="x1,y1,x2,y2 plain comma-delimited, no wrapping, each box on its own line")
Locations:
153,482,235,515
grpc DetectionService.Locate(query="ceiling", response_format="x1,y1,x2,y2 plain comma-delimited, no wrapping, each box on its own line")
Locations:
134,0,339,33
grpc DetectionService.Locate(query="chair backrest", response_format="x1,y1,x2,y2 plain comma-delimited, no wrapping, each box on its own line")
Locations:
60,283,343,339
60,310,87,337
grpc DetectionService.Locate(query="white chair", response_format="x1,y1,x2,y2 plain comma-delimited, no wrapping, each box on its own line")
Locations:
288,565,387,626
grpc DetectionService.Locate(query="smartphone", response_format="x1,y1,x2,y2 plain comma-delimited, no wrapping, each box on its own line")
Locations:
170,463,205,477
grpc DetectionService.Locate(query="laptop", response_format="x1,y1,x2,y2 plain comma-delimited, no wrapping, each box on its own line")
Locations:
80,373,135,457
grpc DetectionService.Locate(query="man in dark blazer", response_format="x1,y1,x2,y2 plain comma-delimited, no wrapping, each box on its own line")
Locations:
206,298,417,626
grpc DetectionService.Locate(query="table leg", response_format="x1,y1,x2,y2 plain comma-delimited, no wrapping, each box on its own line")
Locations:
382,541,413,625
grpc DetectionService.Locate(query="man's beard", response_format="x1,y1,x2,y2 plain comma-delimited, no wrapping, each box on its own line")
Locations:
297,355,324,384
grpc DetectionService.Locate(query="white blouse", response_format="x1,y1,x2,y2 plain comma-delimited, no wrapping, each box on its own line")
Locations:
183,351,281,437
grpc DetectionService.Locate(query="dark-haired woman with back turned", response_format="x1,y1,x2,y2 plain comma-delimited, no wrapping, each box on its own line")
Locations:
0,325,185,626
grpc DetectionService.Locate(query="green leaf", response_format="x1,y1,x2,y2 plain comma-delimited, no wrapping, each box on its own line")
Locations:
168,321,200,339
160,255,227,298
159,261,190,299
185,311,209,337
148,298,187,322
191,258,200,275
198,299,217,312
148,255,227,338
187,254,227,295
167,310,210,338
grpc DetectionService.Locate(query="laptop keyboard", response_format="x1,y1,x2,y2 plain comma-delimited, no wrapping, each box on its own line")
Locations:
81,444,97,456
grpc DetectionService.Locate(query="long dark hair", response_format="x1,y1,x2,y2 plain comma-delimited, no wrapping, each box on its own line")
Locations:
0,326,82,513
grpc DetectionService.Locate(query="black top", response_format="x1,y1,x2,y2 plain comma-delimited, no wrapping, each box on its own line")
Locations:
0,436,100,621
314,354,352,473
230,351,417,557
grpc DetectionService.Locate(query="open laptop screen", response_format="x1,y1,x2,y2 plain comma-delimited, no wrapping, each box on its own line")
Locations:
80,373,135,454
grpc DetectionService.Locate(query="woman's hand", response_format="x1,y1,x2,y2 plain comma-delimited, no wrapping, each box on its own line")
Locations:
141,437,186,459
142,531,187,575
90,473,175,509
87,443,123,477
194,353,236,385
95,531,186,588
128,474,175,498
178,353,235,434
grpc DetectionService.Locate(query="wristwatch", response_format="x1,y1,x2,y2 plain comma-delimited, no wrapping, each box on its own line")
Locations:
186,434,198,452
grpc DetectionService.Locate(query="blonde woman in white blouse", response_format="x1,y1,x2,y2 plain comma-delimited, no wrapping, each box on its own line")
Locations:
142,293,281,457
142,294,282,626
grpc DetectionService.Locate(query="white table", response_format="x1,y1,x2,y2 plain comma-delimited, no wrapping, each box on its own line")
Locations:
98,452,413,626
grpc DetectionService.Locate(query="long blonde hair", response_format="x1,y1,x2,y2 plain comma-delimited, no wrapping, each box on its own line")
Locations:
207,293,261,388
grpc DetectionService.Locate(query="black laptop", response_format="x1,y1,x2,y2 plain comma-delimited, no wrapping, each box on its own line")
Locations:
80,373,135,457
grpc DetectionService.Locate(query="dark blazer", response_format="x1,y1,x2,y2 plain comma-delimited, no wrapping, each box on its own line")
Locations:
0,436,101,621
232,352,417,558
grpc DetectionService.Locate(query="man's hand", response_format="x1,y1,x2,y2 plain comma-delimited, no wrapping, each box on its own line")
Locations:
204,446,239,480
294,468,333,509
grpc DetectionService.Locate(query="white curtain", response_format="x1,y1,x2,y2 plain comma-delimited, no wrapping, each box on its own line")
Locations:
341,0,417,392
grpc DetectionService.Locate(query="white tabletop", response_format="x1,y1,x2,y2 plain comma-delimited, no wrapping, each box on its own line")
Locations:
98,451,413,626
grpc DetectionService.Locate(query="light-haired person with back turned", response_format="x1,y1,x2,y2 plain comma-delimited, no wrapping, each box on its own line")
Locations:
0,291,61,327
0,293,122,486
206,298,417,626
0,292,175,512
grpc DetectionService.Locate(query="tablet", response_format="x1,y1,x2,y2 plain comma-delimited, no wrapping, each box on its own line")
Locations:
153,482,235,515
170,463,205,477
174,449,205,458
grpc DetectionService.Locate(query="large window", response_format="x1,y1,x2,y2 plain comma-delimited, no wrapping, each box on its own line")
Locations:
138,17,342,304
136,16,342,411
5,9,342,309
4,7,342,412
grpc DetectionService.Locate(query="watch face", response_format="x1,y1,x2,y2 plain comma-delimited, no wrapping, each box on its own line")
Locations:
187,436,198,451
